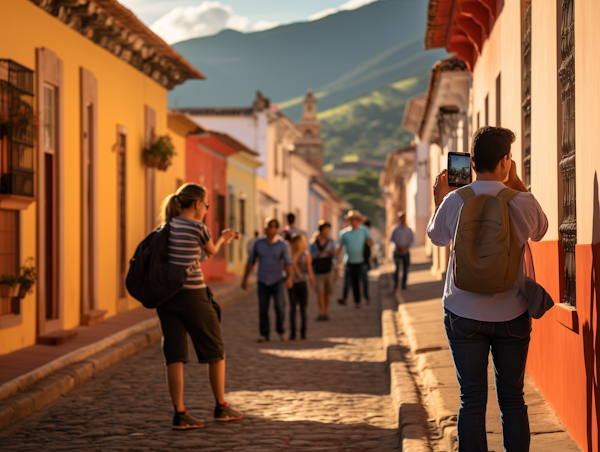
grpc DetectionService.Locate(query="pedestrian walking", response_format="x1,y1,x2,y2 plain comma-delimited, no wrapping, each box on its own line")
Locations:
246,230,259,256
287,233,316,339
361,218,374,303
389,212,414,290
242,218,294,342
283,212,307,242
309,220,337,320
337,210,373,308
156,183,243,430
427,126,548,452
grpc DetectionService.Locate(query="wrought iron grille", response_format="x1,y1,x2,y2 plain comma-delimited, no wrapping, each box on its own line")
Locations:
0,60,34,198
558,0,576,306
522,3,532,191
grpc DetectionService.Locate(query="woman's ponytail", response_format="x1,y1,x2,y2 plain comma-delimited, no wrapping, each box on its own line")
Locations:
160,183,207,224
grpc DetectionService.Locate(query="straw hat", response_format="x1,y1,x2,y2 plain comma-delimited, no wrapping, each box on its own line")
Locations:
344,210,363,220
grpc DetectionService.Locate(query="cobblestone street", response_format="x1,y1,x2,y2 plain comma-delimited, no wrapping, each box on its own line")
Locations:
0,278,400,451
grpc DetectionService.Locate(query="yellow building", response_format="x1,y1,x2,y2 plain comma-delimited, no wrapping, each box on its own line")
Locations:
226,150,262,275
0,0,203,355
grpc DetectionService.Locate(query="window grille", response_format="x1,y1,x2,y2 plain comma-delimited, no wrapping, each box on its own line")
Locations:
522,2,532,191
0,60,34,197
558,0,576,306
0,209,19,317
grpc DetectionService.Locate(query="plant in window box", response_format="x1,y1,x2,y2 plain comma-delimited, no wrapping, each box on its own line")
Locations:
17,257,36,298
0,274,21,298
143,135,175,171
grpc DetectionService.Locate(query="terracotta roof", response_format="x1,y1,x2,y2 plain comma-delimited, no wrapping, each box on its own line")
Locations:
424,0,455,50
418,56,468,138
379,145,416,187
175,107,255,117
402,93,428,135
31,0,204,88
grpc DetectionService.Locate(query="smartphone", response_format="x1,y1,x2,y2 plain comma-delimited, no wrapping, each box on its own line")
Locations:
447,151,472,187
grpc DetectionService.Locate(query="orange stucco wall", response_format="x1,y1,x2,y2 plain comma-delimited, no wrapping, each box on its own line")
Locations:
528,242,599,451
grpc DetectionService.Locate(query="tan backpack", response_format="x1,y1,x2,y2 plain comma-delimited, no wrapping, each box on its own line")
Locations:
452,186,522,293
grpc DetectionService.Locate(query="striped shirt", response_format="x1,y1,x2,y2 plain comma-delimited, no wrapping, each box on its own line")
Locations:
168,217,211,289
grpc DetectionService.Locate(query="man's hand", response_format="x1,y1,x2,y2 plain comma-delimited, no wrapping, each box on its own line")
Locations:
504,160,529,192
433,169,458,207
241,278,248,291
286,277,293,289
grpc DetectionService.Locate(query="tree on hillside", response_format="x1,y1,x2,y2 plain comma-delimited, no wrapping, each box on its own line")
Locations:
327,168,384,227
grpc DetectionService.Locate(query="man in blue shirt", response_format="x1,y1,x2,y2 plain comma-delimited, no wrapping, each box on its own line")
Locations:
242,218,293,342
337,210,372,308
389,212,414,290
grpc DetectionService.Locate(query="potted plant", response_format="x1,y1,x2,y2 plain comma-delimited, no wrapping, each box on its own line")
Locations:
17,257,36,298
143,135,175,171
0,274,21,298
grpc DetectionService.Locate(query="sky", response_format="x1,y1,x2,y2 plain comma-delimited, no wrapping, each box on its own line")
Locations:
118,0,378,44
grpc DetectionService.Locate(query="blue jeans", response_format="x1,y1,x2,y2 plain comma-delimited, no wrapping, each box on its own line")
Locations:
444,307,531,452
257,281,285,339
393,251,410,287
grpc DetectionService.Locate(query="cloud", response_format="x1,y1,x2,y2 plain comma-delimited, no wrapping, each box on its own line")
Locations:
150,1,249,44
309,0,377,21
251,20,279,32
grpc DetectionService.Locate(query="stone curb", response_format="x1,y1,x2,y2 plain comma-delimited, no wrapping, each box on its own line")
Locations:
380,274,433,452
0,281,256,431
394,291,457,452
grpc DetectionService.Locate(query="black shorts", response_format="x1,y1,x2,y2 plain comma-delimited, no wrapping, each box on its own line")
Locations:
156,287,225,365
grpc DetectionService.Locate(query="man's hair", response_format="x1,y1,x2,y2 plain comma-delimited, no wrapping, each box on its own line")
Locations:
470,126,515,173
318,220,331,232
287,213,295,225
264,217,279,229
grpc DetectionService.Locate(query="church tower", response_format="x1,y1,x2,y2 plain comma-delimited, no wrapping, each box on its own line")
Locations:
294,90,324,170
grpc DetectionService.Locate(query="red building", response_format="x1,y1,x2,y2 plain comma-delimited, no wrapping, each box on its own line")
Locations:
186,132,238,282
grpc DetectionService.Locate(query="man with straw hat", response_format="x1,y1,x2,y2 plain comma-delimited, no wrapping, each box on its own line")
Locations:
337,210,373,308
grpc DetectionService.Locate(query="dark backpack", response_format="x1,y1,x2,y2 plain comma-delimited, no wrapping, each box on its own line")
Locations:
313,238,334,274
126,223,189,309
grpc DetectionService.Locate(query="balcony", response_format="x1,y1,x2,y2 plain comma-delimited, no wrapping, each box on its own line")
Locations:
0,59,34,210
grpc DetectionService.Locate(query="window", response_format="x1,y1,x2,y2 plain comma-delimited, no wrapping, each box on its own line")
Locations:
0,210,19,318
558,0,576,306
116,129,127,303
522,1,532,191
274,142,279,176
43,85,55,151
238,198,246,261
484,95,489,126
228,187,235,264
495,73,501,126
477,112,480,130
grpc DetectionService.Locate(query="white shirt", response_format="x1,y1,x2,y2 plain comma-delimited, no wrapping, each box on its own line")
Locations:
389,225,414,250
427,180,548,322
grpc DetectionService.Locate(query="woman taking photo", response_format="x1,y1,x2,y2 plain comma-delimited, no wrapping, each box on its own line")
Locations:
158,183,243,429
288,233,316,340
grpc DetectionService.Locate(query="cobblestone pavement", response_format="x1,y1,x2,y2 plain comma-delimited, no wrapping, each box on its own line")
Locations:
0,277,400,451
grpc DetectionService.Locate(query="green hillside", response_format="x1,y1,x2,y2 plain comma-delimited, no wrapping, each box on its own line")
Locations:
170,0,447,120
319,69,430,164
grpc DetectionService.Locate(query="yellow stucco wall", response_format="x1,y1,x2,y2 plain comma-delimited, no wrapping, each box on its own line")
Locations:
576,0,600,245
0,0,183,354
530,0,561,241
471,1,523,166
226,152,260,275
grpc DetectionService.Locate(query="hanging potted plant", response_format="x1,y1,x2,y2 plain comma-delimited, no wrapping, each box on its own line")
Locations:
17,257,36,298
143,135,175,171
0,274,21,299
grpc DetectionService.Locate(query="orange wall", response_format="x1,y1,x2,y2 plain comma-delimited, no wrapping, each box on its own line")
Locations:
528,241,599,451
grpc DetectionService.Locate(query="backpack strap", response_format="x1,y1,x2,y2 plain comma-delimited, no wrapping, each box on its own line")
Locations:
456,186,476,202
496,188,521,203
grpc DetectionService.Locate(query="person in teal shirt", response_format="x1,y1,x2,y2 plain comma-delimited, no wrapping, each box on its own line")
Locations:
337,210,372,307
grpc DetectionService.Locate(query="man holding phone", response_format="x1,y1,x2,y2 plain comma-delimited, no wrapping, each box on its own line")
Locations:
427,126,547,451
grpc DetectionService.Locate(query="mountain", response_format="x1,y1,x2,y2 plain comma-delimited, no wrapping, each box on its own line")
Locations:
170,0,447,122
319,68,431,163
